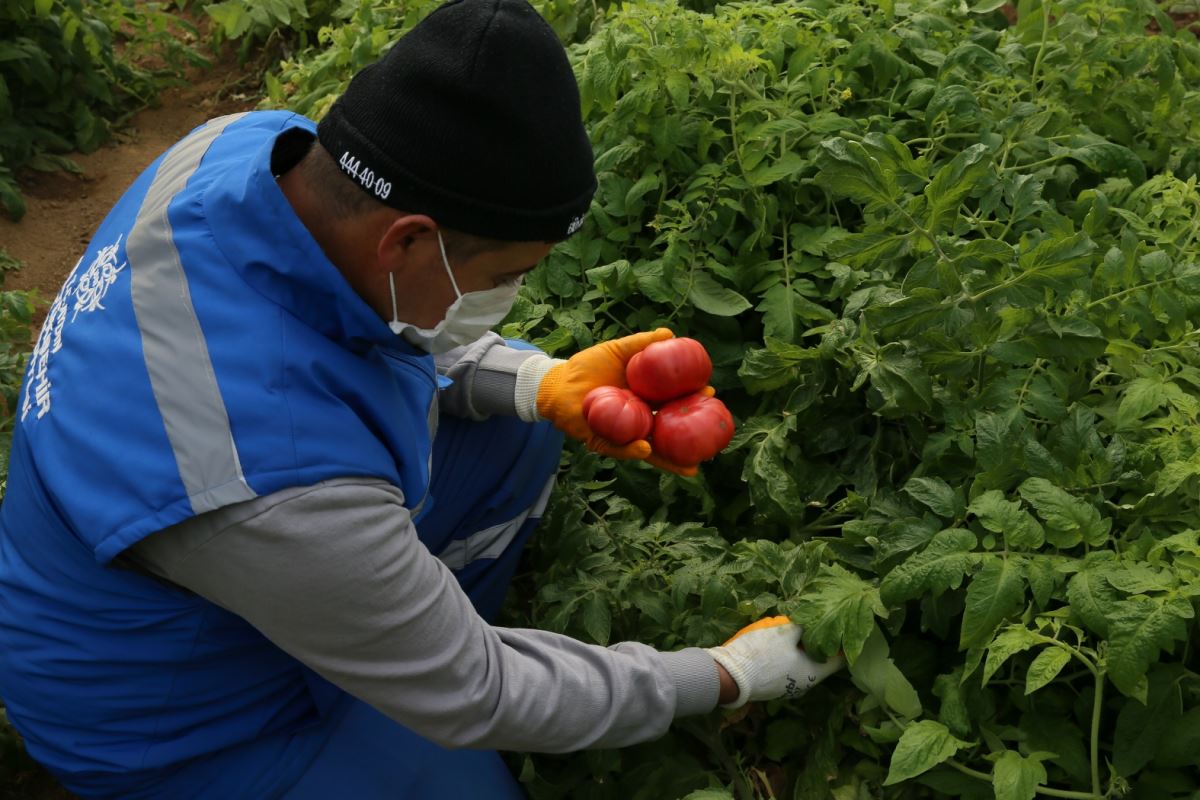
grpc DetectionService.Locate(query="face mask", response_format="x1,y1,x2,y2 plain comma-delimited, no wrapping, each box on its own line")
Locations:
388,230,521,354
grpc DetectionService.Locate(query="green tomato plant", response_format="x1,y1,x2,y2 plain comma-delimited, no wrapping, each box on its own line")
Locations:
265,0,1200,795
495,1,1200,798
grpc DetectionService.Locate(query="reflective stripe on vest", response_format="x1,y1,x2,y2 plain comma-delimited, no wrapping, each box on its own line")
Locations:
127,112,257,513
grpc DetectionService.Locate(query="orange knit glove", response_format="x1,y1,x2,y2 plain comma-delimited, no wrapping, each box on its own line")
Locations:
536,328,668,460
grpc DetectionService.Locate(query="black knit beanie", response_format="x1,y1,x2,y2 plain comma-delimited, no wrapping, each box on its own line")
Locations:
316,0,596,242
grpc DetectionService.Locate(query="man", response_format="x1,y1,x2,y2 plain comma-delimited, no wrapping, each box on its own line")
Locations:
0,0,839,797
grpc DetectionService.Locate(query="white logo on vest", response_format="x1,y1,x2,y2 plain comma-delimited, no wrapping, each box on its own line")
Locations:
72,234,127,320
21,235,126,422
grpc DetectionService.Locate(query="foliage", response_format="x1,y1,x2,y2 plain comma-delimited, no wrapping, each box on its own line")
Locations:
202,0,344,61
490,0,1200,798
256,0,731,118
0,0,204,220
258,0,578,119
262,0,438,120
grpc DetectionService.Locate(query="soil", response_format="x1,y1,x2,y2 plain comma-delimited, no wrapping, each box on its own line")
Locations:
0,49,258,311
1148,7,1200,35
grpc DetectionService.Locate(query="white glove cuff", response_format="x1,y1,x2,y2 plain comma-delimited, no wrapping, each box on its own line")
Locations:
705,646,755,710
513,355,560,422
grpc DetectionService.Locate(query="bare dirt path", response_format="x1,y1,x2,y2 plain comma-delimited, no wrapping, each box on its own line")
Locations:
0,51,257,306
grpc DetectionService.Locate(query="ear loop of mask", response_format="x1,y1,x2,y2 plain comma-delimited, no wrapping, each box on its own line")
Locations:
435,229,463,298
388,228,462,331
388,272,401,331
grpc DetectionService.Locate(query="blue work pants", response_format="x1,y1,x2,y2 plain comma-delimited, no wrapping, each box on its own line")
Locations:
279,405,563,799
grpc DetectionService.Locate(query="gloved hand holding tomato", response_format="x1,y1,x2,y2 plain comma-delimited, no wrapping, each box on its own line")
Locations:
579,336,734,476
532,328,674,463
529,330,733,475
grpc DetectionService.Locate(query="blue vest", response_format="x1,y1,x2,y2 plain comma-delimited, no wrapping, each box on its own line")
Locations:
0,112,441,797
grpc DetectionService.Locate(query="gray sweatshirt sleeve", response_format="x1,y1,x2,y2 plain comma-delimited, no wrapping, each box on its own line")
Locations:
126,478,719,751
434,333,559,420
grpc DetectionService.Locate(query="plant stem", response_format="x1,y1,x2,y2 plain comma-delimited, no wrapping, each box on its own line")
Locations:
751,767,778,800
781,217,791,292
930,636,1105,799
1003,153,1068,173
729,90,746,175
892,202,951,262
945,759,1102,799
1038,636,1099,678
905,133,983,146
1085,274,1186,309
996,208,1022,242
1029,0,1053,92
1145,330,1200,354
599,304,632,334
1015,359,1044,408
1090,670,1105,797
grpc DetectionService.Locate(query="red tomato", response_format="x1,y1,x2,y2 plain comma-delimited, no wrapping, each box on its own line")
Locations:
625,338,713,404
583,386,654,445
651,393,735,466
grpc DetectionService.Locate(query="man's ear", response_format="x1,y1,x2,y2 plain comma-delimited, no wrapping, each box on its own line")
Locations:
376,213,438,276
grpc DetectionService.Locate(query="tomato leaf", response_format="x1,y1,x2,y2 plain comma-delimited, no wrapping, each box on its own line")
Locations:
1106,595,1194,701
815,137,901,209
745,152,806,187
960,556,1026,650
991,750,1050,800
883,721,971,785
757,284,835,343
981,626,1041,685
924,144,991,233
856,343,934,415
968,491,1045,550
1024,647,1071,695
792,563,886,663
1113,665,1186,776
581,593,612,646
903,476,962,520
687,271,751,316
1018,478,1110,548
880,529,979,606
849,626,923,719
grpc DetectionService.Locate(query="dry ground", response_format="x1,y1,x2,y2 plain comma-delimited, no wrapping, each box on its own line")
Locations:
0,50,256,309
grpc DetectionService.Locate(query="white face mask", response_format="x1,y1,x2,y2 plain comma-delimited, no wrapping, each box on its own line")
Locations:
388,230,522,354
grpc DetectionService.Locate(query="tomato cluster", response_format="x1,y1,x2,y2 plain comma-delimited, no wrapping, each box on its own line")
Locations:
582,338,735,467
